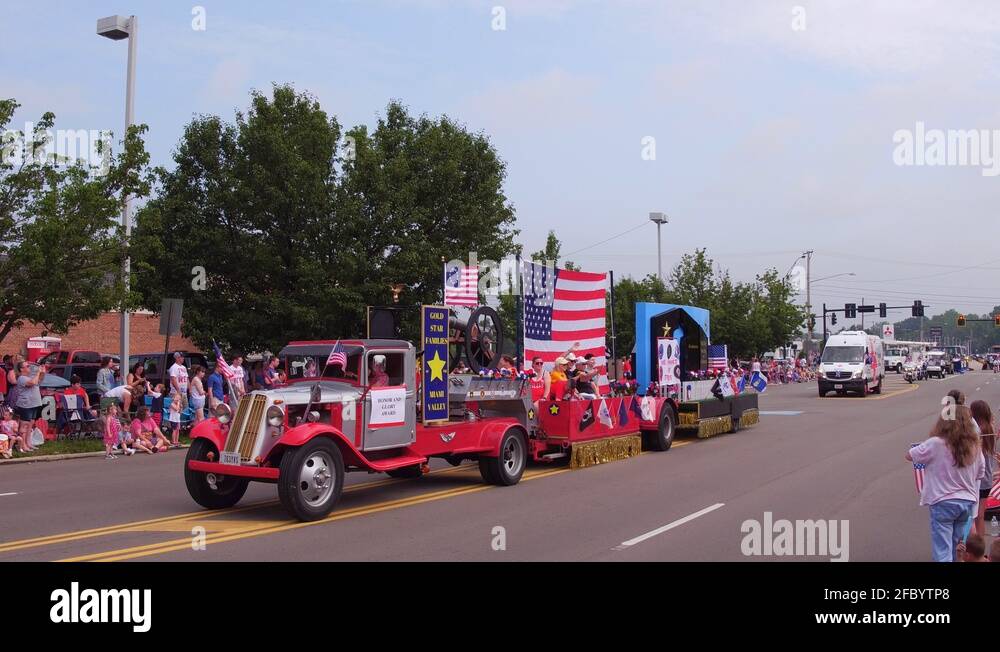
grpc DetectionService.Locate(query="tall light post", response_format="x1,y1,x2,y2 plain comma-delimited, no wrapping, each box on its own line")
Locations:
649,212,668,283
97,14,137,380
813,272,855,344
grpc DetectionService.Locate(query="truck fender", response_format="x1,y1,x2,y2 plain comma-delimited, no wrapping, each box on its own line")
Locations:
189,418,227,453
476,421,528,457
267,422,366,468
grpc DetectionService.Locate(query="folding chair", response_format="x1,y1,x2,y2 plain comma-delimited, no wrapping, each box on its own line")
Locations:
57,393,97,439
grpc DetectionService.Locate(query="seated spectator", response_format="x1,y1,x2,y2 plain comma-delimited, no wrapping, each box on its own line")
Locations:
0,406,25,454
572,356,598,399
64,374,91,410
963,533,987,562
129,406,164,454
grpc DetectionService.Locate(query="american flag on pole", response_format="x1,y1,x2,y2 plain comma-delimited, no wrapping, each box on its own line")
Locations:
708,344,728,371
326,342,347,369
521,261,609,394
212,341,236,380
444,263,479,306
910,443,925,494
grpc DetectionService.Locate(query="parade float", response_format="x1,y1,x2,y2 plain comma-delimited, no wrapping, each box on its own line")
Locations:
184,264,760,521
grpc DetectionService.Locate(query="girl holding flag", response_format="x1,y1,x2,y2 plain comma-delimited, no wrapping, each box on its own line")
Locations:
906,405,985,561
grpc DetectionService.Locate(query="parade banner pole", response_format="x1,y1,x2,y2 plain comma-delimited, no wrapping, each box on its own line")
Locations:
609,269,617,382
515,253,523,368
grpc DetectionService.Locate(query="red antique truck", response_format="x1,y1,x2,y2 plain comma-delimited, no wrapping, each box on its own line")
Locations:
184,339,705,521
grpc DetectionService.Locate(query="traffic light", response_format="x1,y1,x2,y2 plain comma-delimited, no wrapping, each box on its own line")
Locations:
845,303,857,319
994,314,1000,327
831,313,837,325
879,303,887,318
957,314,966,327
808,315,816,330
912,300,924,317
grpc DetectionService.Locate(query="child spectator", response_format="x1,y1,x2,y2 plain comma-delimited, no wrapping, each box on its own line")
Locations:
968,400,998,538
962,533,987,562
167,392,183,447
906,405,985,561
0,406,26,455
103,403,123,460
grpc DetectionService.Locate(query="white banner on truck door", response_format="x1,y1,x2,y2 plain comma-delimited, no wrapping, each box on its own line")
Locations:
368,385,406,429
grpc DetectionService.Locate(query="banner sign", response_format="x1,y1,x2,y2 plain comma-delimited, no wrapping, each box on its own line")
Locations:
368,385,407,429
657,337,680,394
421,305,450,424
929,326,942,344
882,324,894,340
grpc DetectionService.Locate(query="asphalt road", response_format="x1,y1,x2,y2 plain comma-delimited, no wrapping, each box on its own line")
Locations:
1,369,996,562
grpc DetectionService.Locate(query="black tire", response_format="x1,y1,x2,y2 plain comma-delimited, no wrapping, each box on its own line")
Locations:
386,464,424,479
184,438,249,510
278,438,345,521
818,388,827,397
647,404,676,451
478,428,526,486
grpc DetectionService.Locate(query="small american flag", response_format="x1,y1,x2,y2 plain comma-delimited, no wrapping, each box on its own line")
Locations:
708,344,728,371
326,342,347,369
913,462,926,494
444,263,479,306
521,261,609,394
990,478,1000,501
213,341,236,380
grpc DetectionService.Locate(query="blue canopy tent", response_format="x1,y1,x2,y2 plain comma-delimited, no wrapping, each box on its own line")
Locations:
634,303,711,393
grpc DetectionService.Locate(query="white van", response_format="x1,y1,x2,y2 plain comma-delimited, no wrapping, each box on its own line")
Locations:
818,331,885,397
884,346,907,374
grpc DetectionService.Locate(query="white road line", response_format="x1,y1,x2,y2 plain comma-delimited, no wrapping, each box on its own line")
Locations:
614,503,725,550
0,492,18,497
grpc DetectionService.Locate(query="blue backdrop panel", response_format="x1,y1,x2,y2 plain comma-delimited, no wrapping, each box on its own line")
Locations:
634,303,711,393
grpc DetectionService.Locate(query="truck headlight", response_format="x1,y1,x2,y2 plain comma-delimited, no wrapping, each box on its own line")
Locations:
214,403,232,424
266,405,285,427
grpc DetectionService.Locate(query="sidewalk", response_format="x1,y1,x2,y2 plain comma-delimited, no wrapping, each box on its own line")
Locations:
0,444,189,465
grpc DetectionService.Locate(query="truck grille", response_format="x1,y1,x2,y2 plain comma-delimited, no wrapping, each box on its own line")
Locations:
223,394,267,460
826,371,852,380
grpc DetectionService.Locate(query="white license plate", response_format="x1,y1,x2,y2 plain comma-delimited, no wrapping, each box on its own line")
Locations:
834,384,844,389
220,451,241,466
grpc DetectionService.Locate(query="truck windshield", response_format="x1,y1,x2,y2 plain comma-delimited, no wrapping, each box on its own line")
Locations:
822,346,865,363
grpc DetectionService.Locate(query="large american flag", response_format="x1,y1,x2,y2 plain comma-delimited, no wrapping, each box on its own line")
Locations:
444,263,479,306
326,342,347,369
521,261,609,394
708,344,728,371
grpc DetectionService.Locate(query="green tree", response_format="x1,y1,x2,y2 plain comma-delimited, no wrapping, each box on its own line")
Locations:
0,99,151,345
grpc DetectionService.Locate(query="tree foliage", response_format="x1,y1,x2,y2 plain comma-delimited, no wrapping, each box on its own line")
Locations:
0,98,151,345
134,86,518,354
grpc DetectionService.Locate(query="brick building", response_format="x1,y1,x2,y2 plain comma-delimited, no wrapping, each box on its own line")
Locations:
0,312,198,358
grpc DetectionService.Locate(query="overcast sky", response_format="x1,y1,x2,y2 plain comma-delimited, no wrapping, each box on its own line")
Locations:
5,0,1000,320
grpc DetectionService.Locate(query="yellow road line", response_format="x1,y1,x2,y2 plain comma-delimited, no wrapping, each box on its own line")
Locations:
870,382,920,400
0,464,475,554
60,467,573,562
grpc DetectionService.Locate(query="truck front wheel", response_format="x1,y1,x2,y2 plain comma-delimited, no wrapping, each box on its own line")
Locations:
479,428,526,486
184,439,249,510
278,438,345,521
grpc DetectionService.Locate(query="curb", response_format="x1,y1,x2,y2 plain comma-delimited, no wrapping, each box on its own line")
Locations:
0,445,189,465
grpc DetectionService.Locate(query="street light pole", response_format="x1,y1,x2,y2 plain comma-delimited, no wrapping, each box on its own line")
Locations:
649,212,668,283
97,14,137,382
804,250,813,353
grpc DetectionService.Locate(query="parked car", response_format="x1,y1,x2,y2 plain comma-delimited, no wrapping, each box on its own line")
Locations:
37,349,118,366
128,351,210,388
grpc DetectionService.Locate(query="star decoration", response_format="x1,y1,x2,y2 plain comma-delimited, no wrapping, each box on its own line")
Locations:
548,404,560,416
426,350,447,382
527,408,535,420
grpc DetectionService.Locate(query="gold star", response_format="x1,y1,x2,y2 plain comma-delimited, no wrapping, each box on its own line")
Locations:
662,323,671,337
427,350,447,381
548,404,560,415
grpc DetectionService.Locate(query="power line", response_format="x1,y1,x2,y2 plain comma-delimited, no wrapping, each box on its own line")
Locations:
563,221,649,256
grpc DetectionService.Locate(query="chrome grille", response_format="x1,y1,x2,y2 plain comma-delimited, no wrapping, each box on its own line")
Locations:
826,371,852,380
223,394,267,460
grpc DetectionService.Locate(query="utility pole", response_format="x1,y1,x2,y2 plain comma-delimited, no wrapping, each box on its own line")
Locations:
804,250,813,353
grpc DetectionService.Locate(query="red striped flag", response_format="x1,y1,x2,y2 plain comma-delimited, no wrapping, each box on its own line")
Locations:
521,261,609,393
444,263,479,306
